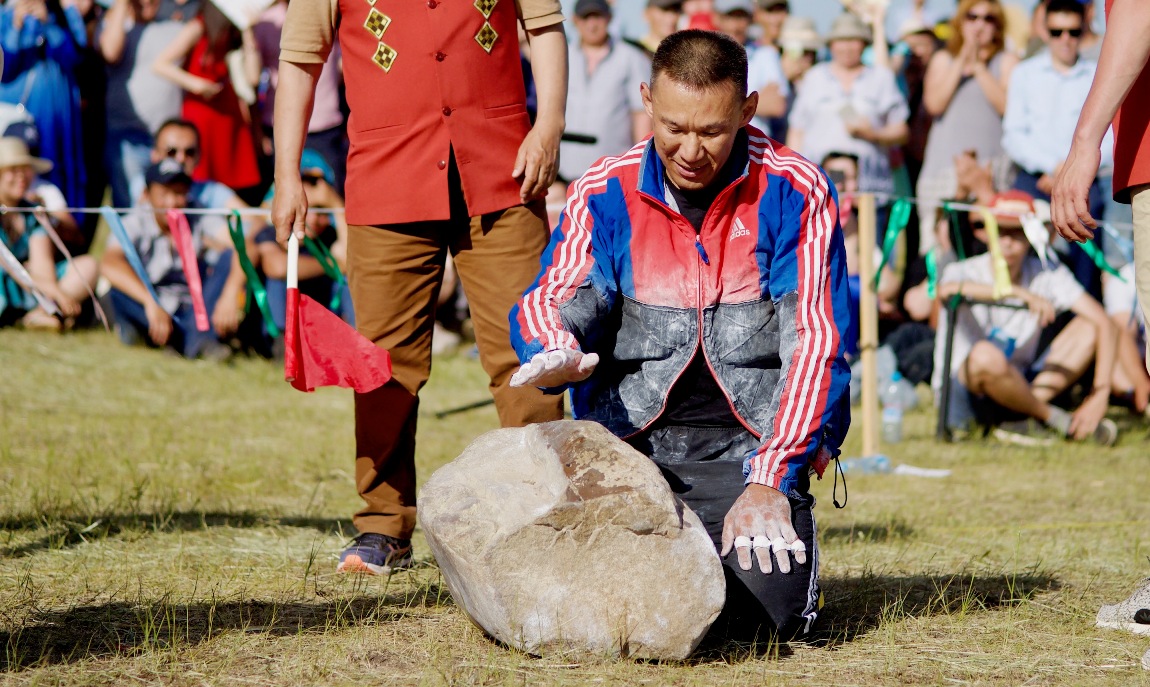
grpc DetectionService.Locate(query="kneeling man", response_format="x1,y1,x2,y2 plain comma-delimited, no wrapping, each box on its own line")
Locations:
510,29,850,640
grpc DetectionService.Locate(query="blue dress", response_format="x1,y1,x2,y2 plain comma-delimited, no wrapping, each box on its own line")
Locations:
0,5,87,208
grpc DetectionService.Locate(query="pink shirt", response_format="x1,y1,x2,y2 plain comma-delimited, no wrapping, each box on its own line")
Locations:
253,2,344,132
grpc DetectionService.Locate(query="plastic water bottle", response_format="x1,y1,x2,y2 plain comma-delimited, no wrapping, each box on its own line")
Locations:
895,372,919,411
880,372,906,444
839,454,892,474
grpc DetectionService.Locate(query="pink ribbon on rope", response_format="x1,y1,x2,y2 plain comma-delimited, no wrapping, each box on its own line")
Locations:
166,209,210,332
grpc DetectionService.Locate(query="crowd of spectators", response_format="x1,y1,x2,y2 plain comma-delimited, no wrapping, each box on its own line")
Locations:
0,0,1145,443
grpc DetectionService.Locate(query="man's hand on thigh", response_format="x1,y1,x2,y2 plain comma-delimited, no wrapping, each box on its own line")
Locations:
721,484,807,575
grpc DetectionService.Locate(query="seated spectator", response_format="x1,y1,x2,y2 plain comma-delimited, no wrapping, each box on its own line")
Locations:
787,12,908,195
255,151,351,351
931,191,1119,445
0,138,97,329
822,151,899,358
1103,263,1149,415
101,159,236,359
3,122,83,251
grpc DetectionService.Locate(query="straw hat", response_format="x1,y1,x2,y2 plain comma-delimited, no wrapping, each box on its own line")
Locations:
779,16,822,54
0,137,51,174
825,12,872,44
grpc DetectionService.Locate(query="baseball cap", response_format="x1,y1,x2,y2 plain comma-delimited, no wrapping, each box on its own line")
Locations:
647,0,682,9
757,0,788,9
4,121,40,157
986,190,1036,228
574,0,611,17
145,158,193,187
715,0,754,15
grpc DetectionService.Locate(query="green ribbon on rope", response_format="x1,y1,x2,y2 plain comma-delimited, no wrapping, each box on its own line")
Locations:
924,247,938,300
1077,237,1125,281
303,230,345,312
873,197,912,290
941,201,966,261
227,211,279,338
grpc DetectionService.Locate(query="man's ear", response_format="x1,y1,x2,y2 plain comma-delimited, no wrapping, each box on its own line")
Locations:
641,82,654,120
740,90,759,128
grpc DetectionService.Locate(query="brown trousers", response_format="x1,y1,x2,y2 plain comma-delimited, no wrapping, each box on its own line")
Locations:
346,194,564,539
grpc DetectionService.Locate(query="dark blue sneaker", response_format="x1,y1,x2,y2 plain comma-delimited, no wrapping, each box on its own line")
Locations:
337,533,413,575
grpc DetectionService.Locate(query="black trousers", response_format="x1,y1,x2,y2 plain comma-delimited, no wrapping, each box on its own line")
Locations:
628,425,821,641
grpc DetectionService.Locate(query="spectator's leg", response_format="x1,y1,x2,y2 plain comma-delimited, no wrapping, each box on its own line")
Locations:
450,199,565,427
56,256,99,302
265,278,287,333
959,341,1051,420
108,288,149,345
184,251,233,357
106,130,152,208
346,220,447,540
1132,185,1150,373
1030,315,1097,402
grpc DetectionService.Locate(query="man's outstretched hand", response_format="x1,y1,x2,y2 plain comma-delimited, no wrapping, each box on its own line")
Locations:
509,349,599,388
720,484,806,575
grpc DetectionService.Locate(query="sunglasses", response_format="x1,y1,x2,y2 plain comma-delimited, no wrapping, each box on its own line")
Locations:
301,173,326,186
964,11,998,25
1048,28,1083,38
164,146,198,158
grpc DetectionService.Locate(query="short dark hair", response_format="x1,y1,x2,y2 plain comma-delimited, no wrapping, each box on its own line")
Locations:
1045,0,1085,21
153,118,201,145
651,29,747,96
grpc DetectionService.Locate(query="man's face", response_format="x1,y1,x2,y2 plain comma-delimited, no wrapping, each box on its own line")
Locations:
714,10,752,45
148,181,191,229
644,5,681,41
134,0,160,22
829,38,865,68
0,165,30,204
575,12,611,47
754,4,788,44
903,31,937,62
642,76,756,191
823,156,858,195
152,126,200,175
1045,11,1083,67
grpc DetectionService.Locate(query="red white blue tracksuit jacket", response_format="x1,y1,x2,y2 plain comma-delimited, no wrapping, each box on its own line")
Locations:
511,127,851,497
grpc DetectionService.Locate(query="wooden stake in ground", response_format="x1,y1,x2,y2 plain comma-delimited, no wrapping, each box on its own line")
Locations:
857,193,879,457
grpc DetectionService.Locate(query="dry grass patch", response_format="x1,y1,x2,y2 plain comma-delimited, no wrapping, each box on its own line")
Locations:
1,330,1149,686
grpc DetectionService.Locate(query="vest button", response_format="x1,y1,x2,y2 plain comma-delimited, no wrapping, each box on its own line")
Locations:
437,160,447,170
435,51,446,61
442,106,452,116
427,0,437,7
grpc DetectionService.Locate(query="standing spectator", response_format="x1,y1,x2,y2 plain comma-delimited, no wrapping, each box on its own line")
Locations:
152,0,261,195
752,0,787,49
682,0,716,32
272,0,569,574
251,0,346,193
0,0,88,208
712,0,753,48
756,15,818,142
99,0,184,208
787,12,909,196
0,138,97,330
892,18,940,194
746,0,790,138
1003,0,1110,295
559,0,651,185
916,0,1017,254
628,0,681,58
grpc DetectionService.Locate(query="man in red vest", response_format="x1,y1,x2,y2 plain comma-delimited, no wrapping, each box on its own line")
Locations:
272,0,568,574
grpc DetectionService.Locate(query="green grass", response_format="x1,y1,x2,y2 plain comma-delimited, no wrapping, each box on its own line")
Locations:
1,329,1148,686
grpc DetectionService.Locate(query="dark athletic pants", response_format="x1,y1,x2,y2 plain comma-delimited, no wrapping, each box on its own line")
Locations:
628,425,821,641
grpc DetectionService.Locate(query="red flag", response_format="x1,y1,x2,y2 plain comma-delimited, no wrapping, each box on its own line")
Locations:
167,209,210,332
284,234,392,393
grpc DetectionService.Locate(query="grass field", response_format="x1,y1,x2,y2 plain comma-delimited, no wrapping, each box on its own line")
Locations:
2,329,1149,686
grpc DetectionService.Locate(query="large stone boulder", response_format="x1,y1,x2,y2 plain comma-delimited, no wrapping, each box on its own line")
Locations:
418,420,726,659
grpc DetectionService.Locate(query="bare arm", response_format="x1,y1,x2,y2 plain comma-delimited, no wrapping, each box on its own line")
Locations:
972,52,1015,116
755,82,788,119
1068,293,1119,435
514,23,567,202
152,20,219,97
923,50,965,116
239,27,261,88
100,245,156,307
271,59,322,241
98,0,129,63
1052,0,1150,240
631,110,651,143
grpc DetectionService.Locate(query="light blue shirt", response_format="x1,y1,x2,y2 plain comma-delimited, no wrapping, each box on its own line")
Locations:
1002,50,1114,176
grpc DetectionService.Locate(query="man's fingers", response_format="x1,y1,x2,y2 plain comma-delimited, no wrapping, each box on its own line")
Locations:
752,536,773,574
577,352,600,375
720,519,735,557
790,538,808,566
771,536,792,574
733,535,753,571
